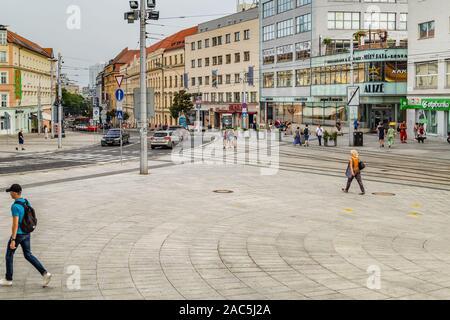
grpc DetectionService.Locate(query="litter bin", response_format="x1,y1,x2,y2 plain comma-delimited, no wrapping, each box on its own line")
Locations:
353,132,364,147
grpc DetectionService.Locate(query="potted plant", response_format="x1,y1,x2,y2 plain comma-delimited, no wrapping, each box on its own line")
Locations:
329,131,338,147
323,38,332,55
323,130,330,146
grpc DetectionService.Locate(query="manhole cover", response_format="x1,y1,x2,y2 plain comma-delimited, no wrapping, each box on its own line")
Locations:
213,190,234,194
372,192,396,196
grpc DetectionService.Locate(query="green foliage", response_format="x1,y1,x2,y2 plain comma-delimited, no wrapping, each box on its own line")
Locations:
123,112,130,121
62,89,92,117
170,90,194,120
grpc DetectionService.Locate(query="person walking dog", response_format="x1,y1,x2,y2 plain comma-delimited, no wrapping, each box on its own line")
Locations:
342,150,365,195
0,184,52,287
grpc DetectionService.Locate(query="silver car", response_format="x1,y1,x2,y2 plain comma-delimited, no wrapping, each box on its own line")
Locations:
150,130,181,149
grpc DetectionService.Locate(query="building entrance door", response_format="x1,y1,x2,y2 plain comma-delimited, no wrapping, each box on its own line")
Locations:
370,106,393,131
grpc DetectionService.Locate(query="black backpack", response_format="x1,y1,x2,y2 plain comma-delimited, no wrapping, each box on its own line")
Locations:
15,200,37,233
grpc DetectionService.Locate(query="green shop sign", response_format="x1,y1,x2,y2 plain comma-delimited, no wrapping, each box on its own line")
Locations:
14,69,22,100
401,98,450,111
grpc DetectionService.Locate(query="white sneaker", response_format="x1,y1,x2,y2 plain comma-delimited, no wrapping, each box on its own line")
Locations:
42,272,52,287
0,279,13,287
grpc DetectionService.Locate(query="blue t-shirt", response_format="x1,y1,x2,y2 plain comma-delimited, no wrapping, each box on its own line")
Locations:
11,198,27,235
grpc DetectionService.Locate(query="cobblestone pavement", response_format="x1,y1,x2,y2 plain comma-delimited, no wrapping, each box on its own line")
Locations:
0,136,449,300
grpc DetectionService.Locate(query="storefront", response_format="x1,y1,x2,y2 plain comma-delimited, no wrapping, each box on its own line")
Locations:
260,48,407,130
402,97,450,139
212,103,258,129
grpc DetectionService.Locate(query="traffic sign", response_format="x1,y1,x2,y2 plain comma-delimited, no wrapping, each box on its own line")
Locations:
93,107,100,121
116,110,123,120
242,102,248,114
115,89,125,102
347,86,360,107
115,75,124,88
116,100,123,112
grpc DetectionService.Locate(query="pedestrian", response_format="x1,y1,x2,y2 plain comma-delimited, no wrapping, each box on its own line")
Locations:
303,124,310,147
336,119,342,135
0,184,52,287
399,121,407,143
387,125,396,148
417,124,426,143
413,123,419,141
316,124,324,146
377,122,385,148
16,129,25,151
293,127,301,146
353,119,360,131
223,129,228,150
44,126,49,140
342,150,365,195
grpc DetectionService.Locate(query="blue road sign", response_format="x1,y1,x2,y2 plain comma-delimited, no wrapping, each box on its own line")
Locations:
116,110,123,120
115,89,125,102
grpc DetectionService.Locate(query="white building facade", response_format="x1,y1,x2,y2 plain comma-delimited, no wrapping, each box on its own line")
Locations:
405,0,450,140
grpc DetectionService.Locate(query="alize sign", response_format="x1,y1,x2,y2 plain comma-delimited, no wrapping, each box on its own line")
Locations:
364,83,384,94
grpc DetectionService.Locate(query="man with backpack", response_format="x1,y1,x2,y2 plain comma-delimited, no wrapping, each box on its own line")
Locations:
0,184,52,287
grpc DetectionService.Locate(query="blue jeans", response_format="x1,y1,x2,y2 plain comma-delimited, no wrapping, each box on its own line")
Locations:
5,234,46,281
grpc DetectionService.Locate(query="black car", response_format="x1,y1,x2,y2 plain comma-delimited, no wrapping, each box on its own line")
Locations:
101,129,130,146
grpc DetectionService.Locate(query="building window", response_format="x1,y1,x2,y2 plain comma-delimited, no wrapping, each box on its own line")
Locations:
217,36,222,45
263,48,275,65
191,42,196,50
191,77,196,87
0,31,6,45
205,39,210,48
419,21,435,39
277,45,294,63
399,13,407,31
244,30,250,40
278,0,292,14
235,32,240,42
212,37,217,46
364,12,396,30
415,61,438,89
0,72,7,84
235,53,241,63
295,41,311,60
297,0,311,6
213,56,217,65
296,14,311,33
235,73,241,83
234,92,240,103
0,51,6,63
226,34,231,43
277,19,294,38
263,25,275,42
197,40,202,50
197,59,202,68
226,74,231,84
226,54,231,64
205,57,210,67
277,71,293,87
191,60,195,68
296,69,311,87
226,92,232,102
0,94,7,108
328,12,360,30
218,56,223,65
218,75,223,85
244,51,250,62
198,77,203,86
263,0,275,18
446,61,450,88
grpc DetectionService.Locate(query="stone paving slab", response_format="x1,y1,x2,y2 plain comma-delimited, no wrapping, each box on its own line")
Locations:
0,141,449,300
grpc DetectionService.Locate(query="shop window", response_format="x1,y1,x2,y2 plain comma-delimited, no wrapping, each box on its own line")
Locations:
295,41,311,60
263,48,275,65
295,69,310,87
263,73,275,88
277,71,293,88
446,61,450,88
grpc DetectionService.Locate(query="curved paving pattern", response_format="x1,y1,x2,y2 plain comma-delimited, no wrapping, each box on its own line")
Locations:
1,150,450,300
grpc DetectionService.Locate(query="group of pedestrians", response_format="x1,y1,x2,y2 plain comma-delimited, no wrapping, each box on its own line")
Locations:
377,121,427,148
223,129,237,150
293,124,325,147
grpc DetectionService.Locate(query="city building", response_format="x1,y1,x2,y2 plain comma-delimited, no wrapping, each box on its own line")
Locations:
404,0,450,140
89,63,105,89
185,5,259,129
119,51,140,125
260,0,408,129
147,26,197,128
0,26,55,134
102,48,139,113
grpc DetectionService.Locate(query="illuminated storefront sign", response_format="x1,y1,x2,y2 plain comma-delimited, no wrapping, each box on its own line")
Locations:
401,98,450,111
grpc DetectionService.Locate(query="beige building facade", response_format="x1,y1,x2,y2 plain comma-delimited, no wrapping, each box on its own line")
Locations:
185,7,259,129
0,27,55,135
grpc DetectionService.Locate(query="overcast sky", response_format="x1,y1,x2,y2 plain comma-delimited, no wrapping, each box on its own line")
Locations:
1,0,240,86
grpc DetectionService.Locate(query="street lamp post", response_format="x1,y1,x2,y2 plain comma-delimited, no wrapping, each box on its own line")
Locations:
57,53,63,149
124,0,159,175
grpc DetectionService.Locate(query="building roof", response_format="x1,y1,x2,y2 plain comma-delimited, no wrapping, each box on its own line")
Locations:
7,31,54,59
107,47,140,71
146,26,198,54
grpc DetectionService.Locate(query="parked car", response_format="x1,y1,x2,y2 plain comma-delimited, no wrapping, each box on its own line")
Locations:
75,124,88,131
150,130,181,149
101,129,130,146
168,126,189,141
87,125,99,132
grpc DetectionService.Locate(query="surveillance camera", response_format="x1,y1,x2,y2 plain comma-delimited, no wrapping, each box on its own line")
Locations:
147,0,156,9
129,1,139,9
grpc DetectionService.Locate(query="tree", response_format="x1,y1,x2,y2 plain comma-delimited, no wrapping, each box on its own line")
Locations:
61,88,92,117
170,90,194,120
